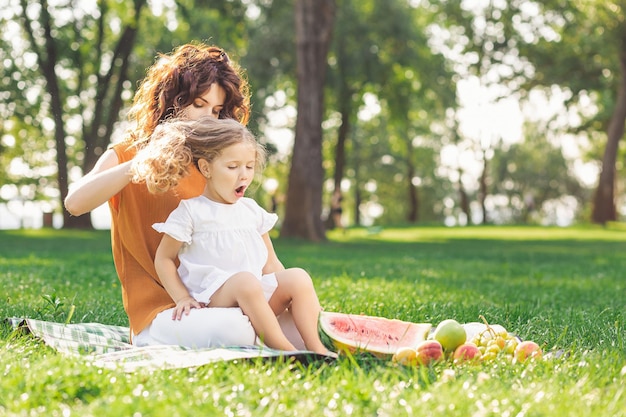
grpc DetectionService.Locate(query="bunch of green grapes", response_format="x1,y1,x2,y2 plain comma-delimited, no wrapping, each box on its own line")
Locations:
469,327,519,361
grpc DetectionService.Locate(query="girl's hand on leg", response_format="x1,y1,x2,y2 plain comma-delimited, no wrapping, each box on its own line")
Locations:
173,296,202,320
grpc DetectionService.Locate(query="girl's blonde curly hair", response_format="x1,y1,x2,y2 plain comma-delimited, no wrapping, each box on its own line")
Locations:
131,117,266,194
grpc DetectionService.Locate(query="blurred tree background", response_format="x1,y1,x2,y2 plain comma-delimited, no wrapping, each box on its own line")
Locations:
0,0,624,239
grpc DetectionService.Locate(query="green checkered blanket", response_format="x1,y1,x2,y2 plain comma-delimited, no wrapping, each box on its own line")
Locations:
8,318,132,355
7,318,329,372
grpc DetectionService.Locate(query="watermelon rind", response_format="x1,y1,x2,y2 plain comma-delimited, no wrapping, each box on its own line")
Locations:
319,312,432,358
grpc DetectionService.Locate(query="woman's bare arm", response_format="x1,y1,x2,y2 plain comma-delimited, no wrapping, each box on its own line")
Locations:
64,149,133,216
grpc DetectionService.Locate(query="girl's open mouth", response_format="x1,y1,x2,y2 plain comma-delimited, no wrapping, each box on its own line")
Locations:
235,185,246,197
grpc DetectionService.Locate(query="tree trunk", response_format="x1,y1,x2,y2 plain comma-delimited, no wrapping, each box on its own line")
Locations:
71,0,146,228
326,97,351,228
65,1,145,230
406,158,419,223
354,185,362,226
21,0,77,228
458,174,470,223
333,100,350,191
85,0,145,173
20,0,146,229
591,34,626,224
478,154,489,225
281,0,336,241
353,128,362,226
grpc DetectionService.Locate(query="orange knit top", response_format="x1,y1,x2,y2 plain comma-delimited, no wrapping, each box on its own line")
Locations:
109,141,205,338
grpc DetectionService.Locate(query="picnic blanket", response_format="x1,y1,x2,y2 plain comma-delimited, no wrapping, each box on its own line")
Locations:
6,318,332,372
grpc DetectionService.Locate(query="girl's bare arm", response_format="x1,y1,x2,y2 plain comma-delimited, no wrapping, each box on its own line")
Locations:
262,232,285,274
154,234,201,319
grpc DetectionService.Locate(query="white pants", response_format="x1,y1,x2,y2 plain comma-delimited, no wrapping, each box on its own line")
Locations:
133,307,306,350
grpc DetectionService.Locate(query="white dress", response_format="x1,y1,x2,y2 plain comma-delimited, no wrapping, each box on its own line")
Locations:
152,196,279,304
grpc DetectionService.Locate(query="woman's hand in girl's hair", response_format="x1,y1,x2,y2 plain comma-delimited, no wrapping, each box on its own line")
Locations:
172,295,202,320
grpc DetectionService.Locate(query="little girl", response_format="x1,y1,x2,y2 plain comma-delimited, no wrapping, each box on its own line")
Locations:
130,116,332,355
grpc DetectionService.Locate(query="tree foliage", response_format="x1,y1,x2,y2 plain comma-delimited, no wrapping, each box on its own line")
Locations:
1,0,619,233
437,0,625,224
0,0,250,228
511,0,626,224
489,123,587,224
2,0,152,227
322,0,456,226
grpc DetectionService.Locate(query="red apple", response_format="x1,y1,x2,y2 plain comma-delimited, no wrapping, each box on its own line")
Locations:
453,342,482,363
415,340,444,365
514,340,542,363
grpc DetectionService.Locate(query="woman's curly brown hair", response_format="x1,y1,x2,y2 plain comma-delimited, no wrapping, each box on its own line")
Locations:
127,42,250,148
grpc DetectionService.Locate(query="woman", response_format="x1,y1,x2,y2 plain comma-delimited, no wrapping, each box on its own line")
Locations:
65,43,306,349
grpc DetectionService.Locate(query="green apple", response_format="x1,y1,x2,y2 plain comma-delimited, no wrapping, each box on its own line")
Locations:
433,319,466,352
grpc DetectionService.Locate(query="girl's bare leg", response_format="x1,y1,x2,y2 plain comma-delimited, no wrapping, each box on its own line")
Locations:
209,272,296,351
270,268,332,355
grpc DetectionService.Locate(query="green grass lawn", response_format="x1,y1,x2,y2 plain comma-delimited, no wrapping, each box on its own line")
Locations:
1,226,625,416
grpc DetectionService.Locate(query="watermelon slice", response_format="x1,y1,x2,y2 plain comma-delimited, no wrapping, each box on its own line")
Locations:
319,312,432,358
